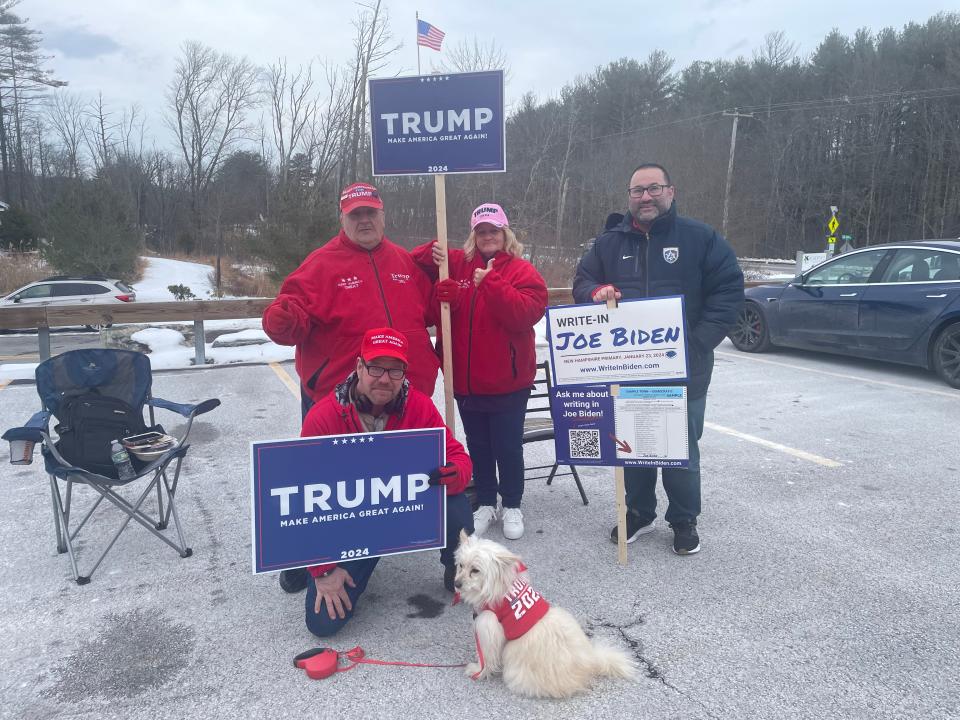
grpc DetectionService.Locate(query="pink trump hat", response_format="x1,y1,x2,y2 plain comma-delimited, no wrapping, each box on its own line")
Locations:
470,203,509,229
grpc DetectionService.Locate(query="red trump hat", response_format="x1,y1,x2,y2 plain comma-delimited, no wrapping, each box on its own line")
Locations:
339,182,384,214
360,327,408,364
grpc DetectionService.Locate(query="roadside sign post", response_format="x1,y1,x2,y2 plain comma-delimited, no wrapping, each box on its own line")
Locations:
369,70,506,430
827,207,840,258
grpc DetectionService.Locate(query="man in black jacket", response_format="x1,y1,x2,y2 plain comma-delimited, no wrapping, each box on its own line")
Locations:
573,163,744,555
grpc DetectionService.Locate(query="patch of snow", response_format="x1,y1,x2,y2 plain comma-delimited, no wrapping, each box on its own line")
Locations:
131,327,188,352
212,329,270,344
0,363,37,381
133,257,218,301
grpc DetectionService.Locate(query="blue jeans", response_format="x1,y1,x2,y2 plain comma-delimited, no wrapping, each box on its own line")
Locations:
458,395,528,509
624,393,707,526
304,492,474,637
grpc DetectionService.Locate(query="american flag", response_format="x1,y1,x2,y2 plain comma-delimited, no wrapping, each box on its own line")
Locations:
417,19,445,51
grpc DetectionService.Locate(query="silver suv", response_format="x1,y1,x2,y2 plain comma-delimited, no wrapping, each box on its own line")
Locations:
1,276,136,330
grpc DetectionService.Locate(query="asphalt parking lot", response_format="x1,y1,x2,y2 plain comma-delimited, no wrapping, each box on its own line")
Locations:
1,342,957,720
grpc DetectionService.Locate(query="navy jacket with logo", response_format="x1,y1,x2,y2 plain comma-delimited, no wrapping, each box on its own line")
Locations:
572,203,744,399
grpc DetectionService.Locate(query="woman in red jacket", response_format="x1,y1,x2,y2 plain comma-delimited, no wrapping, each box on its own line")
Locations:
413,203,548,540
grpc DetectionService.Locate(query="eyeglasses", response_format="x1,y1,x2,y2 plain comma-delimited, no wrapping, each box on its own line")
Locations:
628,184,671,198
362,360,405,380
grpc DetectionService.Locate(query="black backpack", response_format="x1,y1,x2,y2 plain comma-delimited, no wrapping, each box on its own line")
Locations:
55,391,147,477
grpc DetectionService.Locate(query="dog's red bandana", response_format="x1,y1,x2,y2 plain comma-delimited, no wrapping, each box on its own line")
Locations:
483,565,550,640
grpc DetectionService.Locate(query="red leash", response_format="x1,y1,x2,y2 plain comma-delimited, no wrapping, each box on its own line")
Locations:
295,646,467,680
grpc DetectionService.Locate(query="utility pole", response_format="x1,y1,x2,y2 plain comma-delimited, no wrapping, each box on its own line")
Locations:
721,108,753,239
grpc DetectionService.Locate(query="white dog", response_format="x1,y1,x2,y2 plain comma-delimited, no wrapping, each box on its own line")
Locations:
453,531,637,698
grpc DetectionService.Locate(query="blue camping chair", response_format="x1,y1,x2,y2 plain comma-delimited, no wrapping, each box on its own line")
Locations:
2,349,220,584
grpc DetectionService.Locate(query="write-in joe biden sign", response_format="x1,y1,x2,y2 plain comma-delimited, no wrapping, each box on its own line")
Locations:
250,428,446,574
546,297,689,387
369,70,505,176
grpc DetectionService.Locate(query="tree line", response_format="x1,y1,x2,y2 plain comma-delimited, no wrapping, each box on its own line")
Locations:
0,1,958,286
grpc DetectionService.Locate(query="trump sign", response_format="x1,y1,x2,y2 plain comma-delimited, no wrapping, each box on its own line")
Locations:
250,428,446,574
369,70,505,175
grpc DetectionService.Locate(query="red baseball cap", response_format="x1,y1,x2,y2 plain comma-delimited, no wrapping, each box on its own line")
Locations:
360,327,408,364
340,182,384,214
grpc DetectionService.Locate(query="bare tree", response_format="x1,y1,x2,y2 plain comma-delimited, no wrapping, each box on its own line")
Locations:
45,90,85,179
267,59,316,187
165,40,260,250
436,36,510,81
339,0,400,186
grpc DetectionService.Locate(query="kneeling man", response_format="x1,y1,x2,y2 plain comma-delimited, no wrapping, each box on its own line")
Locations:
300,327,474,637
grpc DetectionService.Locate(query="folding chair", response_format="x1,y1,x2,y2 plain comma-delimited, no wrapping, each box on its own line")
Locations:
2,349,220,584
522,360,588,505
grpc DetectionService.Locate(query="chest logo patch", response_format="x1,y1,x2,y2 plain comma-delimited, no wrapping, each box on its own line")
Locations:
337,275,362,290
663,247,679,264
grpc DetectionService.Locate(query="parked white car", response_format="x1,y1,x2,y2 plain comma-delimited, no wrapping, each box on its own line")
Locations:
0,276,136,330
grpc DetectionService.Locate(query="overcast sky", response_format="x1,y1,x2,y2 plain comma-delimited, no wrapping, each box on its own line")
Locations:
22,0,950,149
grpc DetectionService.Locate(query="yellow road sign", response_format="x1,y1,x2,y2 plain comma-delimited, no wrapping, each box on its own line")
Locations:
828,236,837,244
828,216,839,234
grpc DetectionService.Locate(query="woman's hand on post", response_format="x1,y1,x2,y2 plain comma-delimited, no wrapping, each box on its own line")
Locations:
431,241,446,267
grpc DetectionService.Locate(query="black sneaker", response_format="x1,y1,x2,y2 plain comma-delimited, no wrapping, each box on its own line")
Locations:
279,567,310,593
671,521,700,555
609,513,655,544
443,564,456,593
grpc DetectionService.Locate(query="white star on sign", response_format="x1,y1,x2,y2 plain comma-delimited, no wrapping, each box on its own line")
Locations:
351,438,357,443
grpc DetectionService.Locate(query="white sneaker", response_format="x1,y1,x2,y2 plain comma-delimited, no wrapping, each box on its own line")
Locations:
501,507,524,540
473,505,498,536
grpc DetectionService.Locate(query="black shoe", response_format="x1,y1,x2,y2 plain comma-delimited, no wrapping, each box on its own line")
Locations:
279,567,310,593
671,521,700,555
609,513,655,544
443,564,456,593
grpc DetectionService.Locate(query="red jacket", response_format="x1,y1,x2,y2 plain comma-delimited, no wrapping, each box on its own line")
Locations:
263,231,440,402
412,243,547,396
301,378,472,578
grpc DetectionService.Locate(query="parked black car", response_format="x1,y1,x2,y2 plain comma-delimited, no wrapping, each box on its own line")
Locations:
729,241,960,388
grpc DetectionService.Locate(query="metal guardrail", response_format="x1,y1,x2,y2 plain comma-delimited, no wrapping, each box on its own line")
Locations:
0,283,772,365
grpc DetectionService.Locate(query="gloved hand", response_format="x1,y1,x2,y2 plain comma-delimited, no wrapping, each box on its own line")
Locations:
436,278,461,305
428,463,458,486
264,296,309,340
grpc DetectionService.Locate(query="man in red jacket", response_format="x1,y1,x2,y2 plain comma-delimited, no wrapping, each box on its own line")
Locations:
300,327,474,638
262,182,440,418
263,182,441,594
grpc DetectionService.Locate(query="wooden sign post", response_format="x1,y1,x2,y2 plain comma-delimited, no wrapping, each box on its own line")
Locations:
607,296,628,565
434,175,456,429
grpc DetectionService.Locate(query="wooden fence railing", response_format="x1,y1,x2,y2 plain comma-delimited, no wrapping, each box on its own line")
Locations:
0,282,773,364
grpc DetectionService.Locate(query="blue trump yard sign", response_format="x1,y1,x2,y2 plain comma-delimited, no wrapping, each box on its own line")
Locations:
368,70,505,176
250,428,446,574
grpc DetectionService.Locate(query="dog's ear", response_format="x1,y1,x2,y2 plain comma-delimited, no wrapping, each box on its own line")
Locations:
495,547,522,574
459,529,470,545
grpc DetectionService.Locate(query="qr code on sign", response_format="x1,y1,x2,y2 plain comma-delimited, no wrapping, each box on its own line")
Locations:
568,429,601,459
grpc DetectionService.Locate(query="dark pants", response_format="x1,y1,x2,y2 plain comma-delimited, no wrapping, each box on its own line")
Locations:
624,393,707,526
458,394,528,509
304,492,474,638
301,388,314,422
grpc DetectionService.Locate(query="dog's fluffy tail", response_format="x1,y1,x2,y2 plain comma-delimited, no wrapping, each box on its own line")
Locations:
590,640,638,679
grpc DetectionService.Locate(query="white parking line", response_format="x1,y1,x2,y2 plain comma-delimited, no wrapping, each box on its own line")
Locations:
269,362,300,399
705,421,843,468
716,350,960,400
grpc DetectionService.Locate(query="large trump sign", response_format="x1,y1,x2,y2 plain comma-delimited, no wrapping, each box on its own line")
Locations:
369,70,505,175
250,428,446,574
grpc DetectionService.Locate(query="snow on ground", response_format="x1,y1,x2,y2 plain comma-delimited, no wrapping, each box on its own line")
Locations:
130,327,293,371
133,257,218,301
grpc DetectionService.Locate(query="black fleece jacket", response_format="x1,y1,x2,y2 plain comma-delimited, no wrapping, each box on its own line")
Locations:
573,203,744,398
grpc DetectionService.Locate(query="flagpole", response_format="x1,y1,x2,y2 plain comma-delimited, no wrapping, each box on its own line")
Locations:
415,11,421,74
